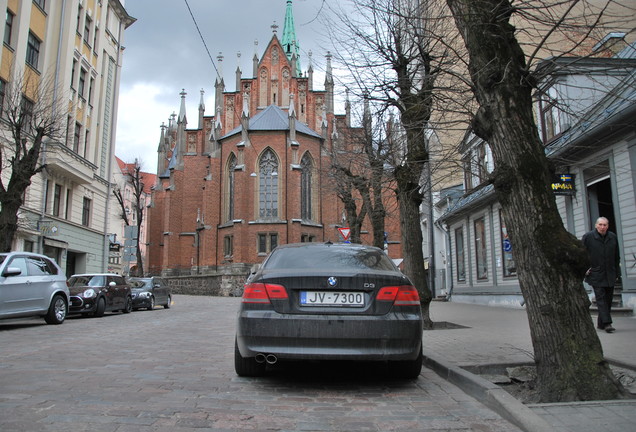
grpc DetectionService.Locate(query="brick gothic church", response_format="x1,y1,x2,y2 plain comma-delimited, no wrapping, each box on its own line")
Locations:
146,1,402,276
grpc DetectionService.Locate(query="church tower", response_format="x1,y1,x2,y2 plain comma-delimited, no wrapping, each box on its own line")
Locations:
281,0,302,77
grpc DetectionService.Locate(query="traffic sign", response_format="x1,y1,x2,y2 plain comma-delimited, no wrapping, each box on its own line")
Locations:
338,227,351,241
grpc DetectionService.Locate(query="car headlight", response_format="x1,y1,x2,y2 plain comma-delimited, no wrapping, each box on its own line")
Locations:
141,292,151,298
82,288,96,298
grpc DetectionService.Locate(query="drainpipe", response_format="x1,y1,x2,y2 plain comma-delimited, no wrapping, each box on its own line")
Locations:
102,19,125,272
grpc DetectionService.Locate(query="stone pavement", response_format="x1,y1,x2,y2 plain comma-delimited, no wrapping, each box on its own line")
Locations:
0,295,523,432
424,300,636,432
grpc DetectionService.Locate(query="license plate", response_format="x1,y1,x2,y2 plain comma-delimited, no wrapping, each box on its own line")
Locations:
300,291,364,307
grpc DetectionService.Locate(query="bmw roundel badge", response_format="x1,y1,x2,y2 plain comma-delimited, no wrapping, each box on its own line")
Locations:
327,276,338,287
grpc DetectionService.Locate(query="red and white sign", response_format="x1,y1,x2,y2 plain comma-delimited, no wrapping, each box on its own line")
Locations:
338,227,351,241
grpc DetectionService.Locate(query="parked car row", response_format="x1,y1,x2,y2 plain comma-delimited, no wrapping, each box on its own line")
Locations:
0,252,171,325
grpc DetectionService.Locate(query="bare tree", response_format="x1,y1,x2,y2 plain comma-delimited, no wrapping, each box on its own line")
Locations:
324,0,470,324
0,72,68,252
329,98,393,248
113,159,147,277
446,0,628,402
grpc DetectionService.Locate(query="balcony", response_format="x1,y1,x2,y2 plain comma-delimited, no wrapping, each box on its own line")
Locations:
44,142,96,184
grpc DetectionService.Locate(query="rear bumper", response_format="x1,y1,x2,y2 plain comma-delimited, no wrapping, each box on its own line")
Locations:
236,309,423,361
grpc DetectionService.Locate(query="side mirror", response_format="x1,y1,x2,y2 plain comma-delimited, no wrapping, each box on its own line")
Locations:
2,267,23,277
109,281,117,287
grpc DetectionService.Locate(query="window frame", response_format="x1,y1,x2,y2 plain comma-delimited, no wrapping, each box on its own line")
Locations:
26,32,41,70
257,233,278,255
4,9,14,47
474,217,488,280
73,122,81,153
258,149,279,220
82,197,91,227
300,153,312,220
52,184,62,217
223,235,233,258
78,68,87,100
455,227,466,282
83,15,92,47
226,154,236,221
33,0,46,11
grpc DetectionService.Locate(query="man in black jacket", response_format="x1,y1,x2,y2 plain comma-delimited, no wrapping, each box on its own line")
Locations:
582,217,621,333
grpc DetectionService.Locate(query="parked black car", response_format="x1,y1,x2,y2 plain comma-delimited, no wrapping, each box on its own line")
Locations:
235,242,423,378
67,274,132,317
128,277,172,311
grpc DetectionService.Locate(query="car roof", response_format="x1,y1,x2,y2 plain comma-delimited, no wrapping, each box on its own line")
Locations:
1,251,56,259
273,242,380,251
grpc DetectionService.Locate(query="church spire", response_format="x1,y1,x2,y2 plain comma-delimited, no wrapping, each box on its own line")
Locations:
282,0,301,76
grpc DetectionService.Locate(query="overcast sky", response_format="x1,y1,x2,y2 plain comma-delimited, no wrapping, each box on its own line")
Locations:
116,0,335,171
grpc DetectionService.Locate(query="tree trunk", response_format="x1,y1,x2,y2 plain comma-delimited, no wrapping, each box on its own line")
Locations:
396,165,432,327
447,0,625,402
0,201,21,252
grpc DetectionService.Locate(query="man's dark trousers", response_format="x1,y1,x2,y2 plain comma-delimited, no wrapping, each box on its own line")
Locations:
593,285,614,328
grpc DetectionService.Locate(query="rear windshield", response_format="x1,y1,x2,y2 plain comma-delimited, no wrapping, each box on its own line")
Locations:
264,246,397,271
129,279,151,288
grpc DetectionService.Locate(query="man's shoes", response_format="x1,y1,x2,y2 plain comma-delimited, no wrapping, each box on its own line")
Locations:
605,325,616,333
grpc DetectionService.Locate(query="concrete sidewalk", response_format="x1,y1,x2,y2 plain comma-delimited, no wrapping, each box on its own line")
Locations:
422,301,636,432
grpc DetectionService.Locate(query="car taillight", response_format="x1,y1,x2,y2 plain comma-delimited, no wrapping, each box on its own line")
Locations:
377,285,420,306
242,283,288,303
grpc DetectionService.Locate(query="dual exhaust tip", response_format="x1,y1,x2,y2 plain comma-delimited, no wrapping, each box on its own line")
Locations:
255,353,278,364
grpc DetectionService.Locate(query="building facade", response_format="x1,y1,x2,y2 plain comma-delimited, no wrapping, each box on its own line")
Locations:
108,157,155,275
147,2,403,277
438,44,636,308
1,0,134,276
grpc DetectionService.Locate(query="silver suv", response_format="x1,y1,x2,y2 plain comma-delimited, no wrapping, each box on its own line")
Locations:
0,252,70,324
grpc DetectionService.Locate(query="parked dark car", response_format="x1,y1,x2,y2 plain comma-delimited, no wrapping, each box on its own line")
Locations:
67,274,132,317
235,242,423,378
128,277,172,311
0,252,69,324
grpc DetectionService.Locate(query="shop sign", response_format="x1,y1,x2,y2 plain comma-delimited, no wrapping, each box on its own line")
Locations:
551,173,576,196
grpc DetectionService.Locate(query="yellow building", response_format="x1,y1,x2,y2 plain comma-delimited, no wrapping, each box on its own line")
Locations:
1,0,134,275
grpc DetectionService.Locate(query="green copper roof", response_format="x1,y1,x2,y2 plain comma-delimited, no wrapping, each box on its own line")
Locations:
281,0,302,75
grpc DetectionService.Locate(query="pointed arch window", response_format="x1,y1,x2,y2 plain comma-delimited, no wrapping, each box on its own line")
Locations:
259,149,278,219
227,154,237,221
301,153,313,220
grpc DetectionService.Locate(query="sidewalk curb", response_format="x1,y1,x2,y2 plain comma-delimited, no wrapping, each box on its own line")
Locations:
422,350,559,432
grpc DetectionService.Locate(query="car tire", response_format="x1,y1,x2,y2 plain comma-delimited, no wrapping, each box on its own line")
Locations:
94,297,106,317
390,347,423,379
163,295,171,309
147,296,155,311
44,294,67,325
234,339,266,377
123,296,132,314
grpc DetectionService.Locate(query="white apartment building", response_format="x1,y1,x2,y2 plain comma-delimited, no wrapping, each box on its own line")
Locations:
1,0,134,276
